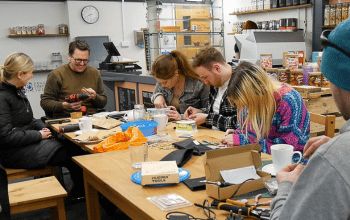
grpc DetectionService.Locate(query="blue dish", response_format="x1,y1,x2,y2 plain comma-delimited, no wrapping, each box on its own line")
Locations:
120,120,158,137
131,168,190,186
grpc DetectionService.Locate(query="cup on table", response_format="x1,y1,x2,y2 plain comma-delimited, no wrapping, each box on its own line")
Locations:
271,144,302,174
153,114,168,132
129,143,148,169
78,117,92,133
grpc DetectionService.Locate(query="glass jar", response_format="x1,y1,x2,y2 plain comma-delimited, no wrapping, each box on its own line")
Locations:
330,5,336,26
51,52,63,69
336,3,342,26
9,27,16,35
309,72,322,87
260,53,273,69
342,3,349,22
133,104,146,121
322,74,330,88
278,69,290,83
26,26,32,35
324,5,330,26
31,25,38,35
38,24,45,35
290,69,304,85
58,24,68,34
265,68,278,81
21,26,27,35
285,54,299,70
16,26,21,35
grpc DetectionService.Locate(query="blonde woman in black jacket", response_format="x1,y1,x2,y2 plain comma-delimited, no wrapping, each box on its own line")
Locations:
0,52,85,198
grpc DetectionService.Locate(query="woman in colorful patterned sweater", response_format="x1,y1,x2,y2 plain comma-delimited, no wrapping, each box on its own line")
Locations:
220,61,310,154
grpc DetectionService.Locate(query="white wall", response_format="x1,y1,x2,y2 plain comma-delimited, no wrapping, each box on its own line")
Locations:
222,0,314,62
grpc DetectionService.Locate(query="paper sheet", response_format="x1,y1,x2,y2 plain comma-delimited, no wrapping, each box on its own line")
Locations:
220,165,260,185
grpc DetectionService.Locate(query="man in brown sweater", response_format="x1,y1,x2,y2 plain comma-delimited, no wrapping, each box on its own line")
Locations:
41,40,107,118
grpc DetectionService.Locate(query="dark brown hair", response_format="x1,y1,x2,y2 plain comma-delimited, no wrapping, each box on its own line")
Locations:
69,40,90,55
192,47,226,70
242,20,258,29
152,50,200,80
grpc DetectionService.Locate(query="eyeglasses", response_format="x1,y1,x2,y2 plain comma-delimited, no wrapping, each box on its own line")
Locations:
71,56,90,64
320,29,350,59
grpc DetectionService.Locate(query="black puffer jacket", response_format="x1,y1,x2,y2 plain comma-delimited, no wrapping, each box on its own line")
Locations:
0,82,62,169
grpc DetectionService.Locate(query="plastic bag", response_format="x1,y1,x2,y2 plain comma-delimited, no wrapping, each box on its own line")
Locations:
93,126,147,153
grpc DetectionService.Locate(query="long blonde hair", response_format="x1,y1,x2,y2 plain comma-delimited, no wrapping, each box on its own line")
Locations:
152,50,201,80
0,52,34,83
227,61,279,141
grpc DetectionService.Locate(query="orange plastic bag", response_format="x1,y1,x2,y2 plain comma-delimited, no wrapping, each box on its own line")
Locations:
93,127,147,153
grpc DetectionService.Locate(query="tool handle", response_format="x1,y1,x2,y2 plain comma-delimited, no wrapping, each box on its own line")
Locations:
217,203,250,216
226,199,248,207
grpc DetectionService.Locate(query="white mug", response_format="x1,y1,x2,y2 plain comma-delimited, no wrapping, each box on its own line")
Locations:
271,144,302,174
78,117,92,133
153,114,168,132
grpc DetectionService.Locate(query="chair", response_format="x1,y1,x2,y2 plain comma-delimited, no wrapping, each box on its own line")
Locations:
5,166,58,182
309,112,336,138
9,176,68,220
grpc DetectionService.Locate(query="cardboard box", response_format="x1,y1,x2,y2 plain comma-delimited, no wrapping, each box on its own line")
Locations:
141,161,179,185
203,144,271,200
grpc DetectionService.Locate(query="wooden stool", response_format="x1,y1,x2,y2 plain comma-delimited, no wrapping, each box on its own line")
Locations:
9,176,68,220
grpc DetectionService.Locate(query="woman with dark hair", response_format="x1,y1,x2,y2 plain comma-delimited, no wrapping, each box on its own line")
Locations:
0,52,85,198
221,61,310,154
151,50,209,121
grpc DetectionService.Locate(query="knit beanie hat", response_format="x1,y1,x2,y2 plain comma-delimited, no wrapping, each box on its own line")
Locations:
321,19,350,91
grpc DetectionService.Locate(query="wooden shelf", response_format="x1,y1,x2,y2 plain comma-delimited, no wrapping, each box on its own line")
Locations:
7,34,69,38
322,25,336,29
230,4,312,15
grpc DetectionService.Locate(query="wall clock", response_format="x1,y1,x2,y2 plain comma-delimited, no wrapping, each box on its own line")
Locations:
81,5,99,24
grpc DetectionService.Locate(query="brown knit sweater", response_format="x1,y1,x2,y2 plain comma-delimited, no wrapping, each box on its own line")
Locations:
40,64,107,118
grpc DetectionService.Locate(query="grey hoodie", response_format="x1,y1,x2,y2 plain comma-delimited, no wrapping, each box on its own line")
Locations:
270,119,350,220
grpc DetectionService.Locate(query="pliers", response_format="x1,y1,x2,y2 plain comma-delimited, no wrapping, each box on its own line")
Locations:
252,194,271,207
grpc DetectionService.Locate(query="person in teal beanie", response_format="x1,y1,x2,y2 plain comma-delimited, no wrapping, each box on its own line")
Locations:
270,19,350,219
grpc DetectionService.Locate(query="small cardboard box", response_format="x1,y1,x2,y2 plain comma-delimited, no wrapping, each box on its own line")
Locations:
141,161,179,186
203,144,271,200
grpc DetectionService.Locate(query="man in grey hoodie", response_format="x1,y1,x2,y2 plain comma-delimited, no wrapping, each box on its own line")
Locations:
270,19,350,219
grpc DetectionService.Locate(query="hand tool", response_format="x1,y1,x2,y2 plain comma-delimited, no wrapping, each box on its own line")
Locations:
252,194,271,207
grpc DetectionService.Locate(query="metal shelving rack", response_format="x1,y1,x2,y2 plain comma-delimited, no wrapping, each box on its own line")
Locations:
145,0,224,72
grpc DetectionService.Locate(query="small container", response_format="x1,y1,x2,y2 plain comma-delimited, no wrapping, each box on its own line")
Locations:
31,25,38,35
269,20,278,30
26,26,32,35
336,3,342,26
324,5,330,26
279,0,286,7
290,69,304,85
317,56,322,72
342,3,349,22
21,26,27,35
38,24,45,35
16,26,21,35
309,72,322,87
302,65,314,85
330,5,336,26
260,53,273,69
286,0,292,7
285,54,299,70
51,52,63,69
265,68,278,81
133,104,146,121
58,24,68,34
297,51,305,66
321,74,330,88
9,27,16,35
279,19,287,30
278,69,290,83
257,22,262,29
272,0,279,8
286,18,297,30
